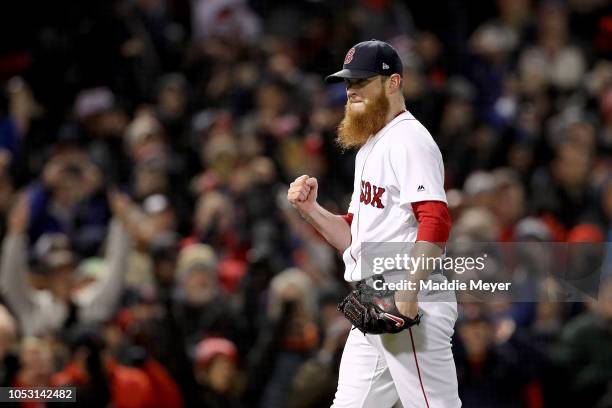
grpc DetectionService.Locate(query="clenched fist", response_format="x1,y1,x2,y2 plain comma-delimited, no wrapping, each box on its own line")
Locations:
287,175,318,214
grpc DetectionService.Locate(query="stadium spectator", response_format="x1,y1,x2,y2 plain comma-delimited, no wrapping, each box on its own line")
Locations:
0,191,131,336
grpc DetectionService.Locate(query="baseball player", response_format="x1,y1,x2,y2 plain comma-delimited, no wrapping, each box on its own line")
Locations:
287,40,461,407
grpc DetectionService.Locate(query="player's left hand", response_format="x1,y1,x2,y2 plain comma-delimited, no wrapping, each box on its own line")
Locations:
338,285,422,334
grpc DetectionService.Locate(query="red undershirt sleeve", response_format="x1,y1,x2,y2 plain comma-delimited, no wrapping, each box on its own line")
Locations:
411,201,451,243
341,213,354,226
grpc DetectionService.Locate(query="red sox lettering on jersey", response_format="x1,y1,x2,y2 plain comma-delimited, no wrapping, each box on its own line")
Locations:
360,180,385,208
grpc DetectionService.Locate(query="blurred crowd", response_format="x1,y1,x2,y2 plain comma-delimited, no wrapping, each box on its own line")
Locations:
0,0,612,407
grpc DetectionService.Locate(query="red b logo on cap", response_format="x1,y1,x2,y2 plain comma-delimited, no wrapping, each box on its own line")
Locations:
344,47,355,65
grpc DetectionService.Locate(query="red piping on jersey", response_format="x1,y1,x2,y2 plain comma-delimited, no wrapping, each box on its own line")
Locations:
411,201,451,243
394,109,407,119
410,328,431,408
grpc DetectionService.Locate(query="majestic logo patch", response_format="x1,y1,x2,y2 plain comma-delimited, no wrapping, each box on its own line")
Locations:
360,180,385,209
344,47,356,65
417,185,425,192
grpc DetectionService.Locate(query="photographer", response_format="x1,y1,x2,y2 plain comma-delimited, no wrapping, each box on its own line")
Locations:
27,145,109,257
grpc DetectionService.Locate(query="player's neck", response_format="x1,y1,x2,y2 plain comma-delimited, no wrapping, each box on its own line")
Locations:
386,103,407,123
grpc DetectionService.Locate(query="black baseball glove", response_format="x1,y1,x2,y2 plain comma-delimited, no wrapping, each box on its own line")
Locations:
338,278,422,334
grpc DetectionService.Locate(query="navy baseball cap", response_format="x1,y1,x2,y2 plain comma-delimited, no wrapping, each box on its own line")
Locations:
325,40,403,83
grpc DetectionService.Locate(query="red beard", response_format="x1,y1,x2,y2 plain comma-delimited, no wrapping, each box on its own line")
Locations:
336,88,390,150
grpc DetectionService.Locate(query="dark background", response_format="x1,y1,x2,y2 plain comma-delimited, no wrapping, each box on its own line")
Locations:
0,0,611,407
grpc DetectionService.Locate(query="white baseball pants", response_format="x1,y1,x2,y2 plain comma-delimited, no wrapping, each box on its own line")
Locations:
331,283,461,408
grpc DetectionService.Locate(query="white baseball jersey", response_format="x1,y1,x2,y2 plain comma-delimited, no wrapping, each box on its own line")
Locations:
342,110,447,282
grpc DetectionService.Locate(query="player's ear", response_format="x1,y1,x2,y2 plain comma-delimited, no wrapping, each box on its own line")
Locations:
388,74,402,93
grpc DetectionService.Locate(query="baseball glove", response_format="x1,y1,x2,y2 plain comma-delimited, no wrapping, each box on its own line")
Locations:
338,278,422,334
